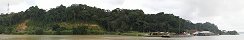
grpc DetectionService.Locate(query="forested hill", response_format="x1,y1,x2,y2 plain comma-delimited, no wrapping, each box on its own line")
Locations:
0,4,221,35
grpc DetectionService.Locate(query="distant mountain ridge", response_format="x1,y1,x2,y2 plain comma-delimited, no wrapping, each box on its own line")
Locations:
238,32,244,34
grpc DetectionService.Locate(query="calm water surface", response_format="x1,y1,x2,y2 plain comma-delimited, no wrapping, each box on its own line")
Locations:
0,35,243,40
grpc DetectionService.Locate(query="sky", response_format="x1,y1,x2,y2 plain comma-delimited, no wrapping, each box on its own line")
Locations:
0,0,244,32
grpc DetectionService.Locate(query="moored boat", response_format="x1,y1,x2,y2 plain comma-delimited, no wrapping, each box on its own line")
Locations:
145,32,193,38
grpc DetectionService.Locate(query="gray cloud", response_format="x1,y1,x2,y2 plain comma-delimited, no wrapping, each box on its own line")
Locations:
0,0,24,5
0,0,37,13
183,0,244,31
104,0,125,5
124,0,244,31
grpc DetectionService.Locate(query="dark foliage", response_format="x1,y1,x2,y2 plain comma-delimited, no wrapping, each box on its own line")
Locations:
0,4,221,34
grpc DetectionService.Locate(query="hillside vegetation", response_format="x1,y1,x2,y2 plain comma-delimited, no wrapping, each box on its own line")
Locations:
0,4,221,35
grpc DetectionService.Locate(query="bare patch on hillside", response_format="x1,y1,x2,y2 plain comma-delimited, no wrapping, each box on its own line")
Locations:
16,20,29,32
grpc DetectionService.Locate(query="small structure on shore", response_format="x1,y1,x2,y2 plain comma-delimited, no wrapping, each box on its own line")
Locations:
145,32,171,37
145,32,192,38
193,31,216,36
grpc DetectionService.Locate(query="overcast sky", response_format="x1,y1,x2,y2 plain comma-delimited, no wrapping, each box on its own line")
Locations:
1,0,244,32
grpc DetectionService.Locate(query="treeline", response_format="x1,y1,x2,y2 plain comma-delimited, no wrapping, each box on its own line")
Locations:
0,4,221,35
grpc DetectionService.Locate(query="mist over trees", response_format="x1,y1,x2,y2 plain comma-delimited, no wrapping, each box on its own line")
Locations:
0,4,222,35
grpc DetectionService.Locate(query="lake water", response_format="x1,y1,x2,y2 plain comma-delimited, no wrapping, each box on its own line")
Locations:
0,35,243,40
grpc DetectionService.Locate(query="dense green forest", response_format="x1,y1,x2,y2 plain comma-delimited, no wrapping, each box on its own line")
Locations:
0,4,222,35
